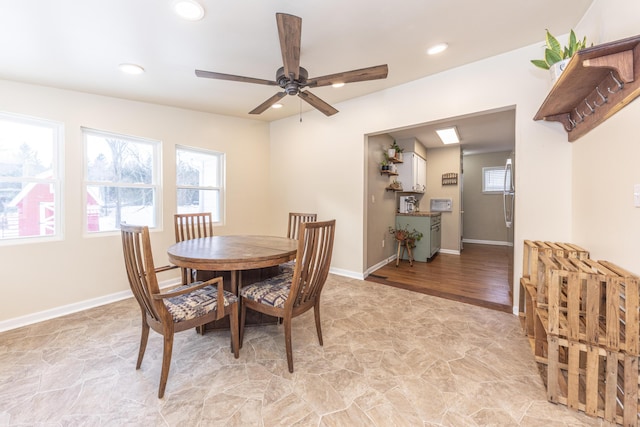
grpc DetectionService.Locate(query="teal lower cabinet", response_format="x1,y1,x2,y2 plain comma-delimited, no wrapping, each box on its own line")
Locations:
395,213,441,263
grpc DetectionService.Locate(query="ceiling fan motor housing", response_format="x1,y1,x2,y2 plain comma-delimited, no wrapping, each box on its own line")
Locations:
276,66,308,95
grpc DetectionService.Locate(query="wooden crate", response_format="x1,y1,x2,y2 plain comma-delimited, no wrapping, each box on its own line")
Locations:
545,337,639,426
521,241,590,308
548,269,640,355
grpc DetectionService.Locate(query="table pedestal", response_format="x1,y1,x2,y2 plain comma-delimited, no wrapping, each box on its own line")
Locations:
196,266,280,330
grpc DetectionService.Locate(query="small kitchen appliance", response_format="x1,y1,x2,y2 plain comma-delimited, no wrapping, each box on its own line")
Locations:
399,195,416,213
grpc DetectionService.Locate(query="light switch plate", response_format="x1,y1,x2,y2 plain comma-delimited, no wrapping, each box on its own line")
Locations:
634,184,640,207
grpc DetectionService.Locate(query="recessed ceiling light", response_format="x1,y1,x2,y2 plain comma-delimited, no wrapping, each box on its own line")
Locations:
118,63,145,75
427,43,448,55
271,103,283,109
332,82,345,88
435,126,460,144
173,0,205,21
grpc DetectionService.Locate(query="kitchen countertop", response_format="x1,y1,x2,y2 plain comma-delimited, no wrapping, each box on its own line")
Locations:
396,211,441,217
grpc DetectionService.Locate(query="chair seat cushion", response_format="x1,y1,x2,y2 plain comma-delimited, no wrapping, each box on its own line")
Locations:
165,283,238,323
279,260,295,276
240,274,292,308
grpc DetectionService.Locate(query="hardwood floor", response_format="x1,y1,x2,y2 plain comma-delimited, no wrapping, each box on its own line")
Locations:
366,243,514,313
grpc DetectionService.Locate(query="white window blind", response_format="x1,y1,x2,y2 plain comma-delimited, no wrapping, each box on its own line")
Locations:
482,166,508,193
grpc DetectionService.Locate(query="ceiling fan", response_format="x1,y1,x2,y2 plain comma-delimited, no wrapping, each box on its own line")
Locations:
195,13,389,116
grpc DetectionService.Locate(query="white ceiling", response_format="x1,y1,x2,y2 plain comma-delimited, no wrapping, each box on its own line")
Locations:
0,0,593,150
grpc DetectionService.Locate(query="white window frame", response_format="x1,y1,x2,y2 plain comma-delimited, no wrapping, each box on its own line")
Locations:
482,166,508,194
0,112,64,245
176,145,225,225
82,127,161,235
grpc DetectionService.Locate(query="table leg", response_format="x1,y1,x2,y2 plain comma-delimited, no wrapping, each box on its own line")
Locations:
230,270,238,295
232,270,241,350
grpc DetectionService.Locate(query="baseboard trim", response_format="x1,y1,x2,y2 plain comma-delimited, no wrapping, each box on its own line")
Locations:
0,277,180,333
438,249,460,255
329,267,365,280
363,255,396,278
463,239,514,247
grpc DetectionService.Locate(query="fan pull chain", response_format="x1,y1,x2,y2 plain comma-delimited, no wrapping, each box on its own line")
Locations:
299,97,303,123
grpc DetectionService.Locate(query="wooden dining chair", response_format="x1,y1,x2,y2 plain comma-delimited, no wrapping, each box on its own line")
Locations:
174,212,214,284
287,212,317,240
121,224,239,398
240,219,335,373
281,212,317,276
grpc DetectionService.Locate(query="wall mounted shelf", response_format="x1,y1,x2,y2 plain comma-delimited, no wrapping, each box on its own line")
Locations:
533,34,640,142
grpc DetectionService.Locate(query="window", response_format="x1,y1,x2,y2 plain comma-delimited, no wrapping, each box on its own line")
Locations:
482,166,509,193
0,112,63,243
176,146,224,223
83,128,160,233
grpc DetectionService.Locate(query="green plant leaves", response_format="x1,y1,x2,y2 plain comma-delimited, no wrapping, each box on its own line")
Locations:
532,29,589,70
530,59,550,70
545,29,562,56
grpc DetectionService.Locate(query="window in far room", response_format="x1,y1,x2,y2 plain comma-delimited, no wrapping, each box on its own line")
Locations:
482,166,509,193
83,128,160,233
176,146,224,224
0,112,63,244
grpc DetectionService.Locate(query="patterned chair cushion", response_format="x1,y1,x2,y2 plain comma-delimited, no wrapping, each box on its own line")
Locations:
165,283,238,323
278,260,295,277
240,274,292,308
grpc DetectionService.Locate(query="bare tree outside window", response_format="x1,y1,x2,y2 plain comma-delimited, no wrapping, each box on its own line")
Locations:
176,146,224,223
84,129,159,232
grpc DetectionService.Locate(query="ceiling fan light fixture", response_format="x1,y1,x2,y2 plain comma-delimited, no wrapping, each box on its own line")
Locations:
271,103,283,109
436,126,460,144
427,42,448,55
332,82,345,88
118,63,145,75
173,0,205,21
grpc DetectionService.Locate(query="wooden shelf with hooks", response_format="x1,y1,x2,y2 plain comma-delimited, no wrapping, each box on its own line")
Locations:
534,34,640,142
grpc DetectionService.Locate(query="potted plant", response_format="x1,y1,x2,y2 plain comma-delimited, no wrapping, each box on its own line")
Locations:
388,224,423,248
389,179,402,191
531,29,589,80
389,140,404,161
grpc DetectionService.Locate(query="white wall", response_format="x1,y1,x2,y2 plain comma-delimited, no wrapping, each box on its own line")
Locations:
570,0,640,274
0,80,271,325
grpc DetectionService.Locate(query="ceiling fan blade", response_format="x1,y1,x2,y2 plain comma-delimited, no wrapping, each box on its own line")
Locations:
307,64,389,88
276,13,301,80
249,92,286,115
195,69,277,86
298,91,339,116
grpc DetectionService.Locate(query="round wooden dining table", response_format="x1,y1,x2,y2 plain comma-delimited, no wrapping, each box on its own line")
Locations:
167,235,298,294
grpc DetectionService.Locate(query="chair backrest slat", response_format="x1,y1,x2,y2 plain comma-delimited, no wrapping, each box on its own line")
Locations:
174,212,214,242
288,220,335,309
287,212,317,240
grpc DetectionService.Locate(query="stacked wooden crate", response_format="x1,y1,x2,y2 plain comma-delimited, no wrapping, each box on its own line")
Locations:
519,240,640,426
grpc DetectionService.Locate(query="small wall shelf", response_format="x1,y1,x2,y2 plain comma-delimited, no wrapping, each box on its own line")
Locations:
442,172,458,185
380,170,398,176
533,34,640,142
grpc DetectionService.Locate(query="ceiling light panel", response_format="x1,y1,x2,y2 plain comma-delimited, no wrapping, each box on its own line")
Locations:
436,126,460,144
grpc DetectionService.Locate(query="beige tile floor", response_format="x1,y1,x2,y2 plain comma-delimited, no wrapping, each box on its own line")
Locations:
0,275,605,426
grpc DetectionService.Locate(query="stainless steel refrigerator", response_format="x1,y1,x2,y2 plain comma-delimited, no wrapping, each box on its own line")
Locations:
503,155,515,239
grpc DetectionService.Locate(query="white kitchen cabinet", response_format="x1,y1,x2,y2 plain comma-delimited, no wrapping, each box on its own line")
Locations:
396,152,426,192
